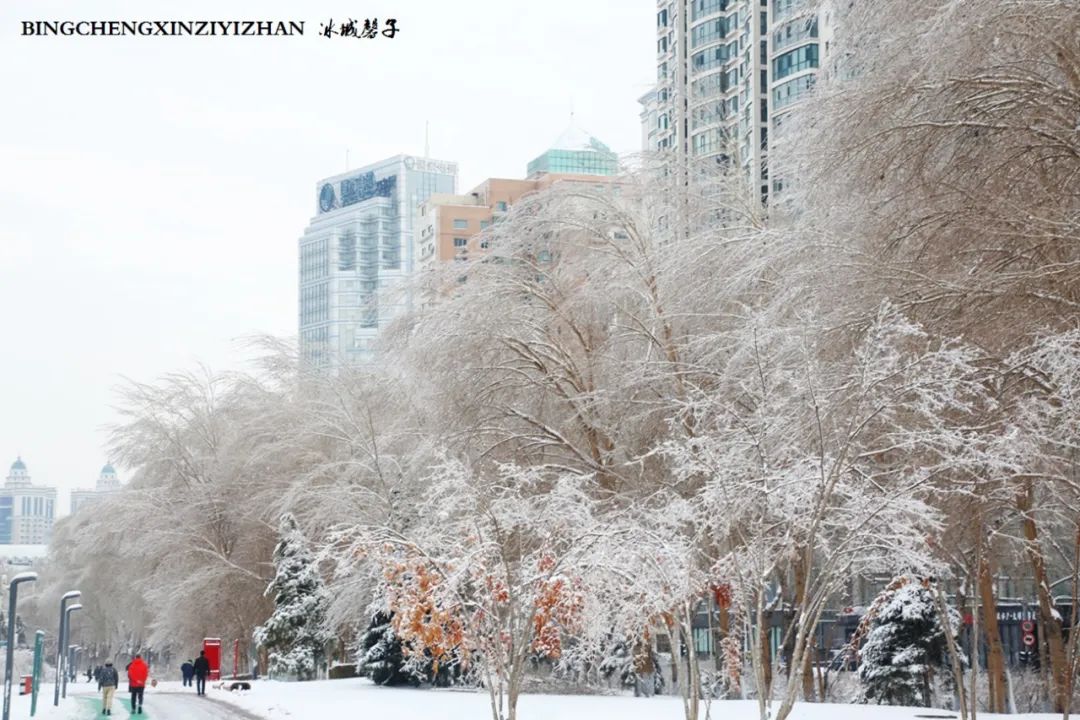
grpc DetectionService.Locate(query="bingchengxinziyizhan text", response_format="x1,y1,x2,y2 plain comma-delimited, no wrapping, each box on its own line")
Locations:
18,20,400,38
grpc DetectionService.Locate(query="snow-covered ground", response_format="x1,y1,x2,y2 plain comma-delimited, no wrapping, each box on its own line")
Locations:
12,679,1071,720
208,677,1067,720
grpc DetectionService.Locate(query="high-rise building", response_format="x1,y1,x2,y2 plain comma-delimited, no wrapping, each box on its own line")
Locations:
2,458,57,545
644,0,826,203
70,462,122,515
298,154,458,368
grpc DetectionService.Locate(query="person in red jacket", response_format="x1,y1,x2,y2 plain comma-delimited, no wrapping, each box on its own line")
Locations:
127,654,149,715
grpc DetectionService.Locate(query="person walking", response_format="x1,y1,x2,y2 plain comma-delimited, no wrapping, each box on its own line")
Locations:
127,653,149,714
192,650,210,696
180,659,195,687
98,661,119,715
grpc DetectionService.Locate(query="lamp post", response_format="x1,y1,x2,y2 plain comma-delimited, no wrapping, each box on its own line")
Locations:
61,607,81,699
53,591,80,706
2,572,37,720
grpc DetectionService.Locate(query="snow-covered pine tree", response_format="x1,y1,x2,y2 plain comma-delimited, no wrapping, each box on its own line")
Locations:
358,610,419,686
858,577,960,706
254,513,333,680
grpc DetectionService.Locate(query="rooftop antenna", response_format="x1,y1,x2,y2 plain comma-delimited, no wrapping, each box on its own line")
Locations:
424,120,430,159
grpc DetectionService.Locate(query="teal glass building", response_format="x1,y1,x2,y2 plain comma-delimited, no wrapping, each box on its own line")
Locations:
526,124,619,178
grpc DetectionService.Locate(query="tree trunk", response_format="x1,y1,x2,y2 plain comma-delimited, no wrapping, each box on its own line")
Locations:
788,553,816,701
759,611,773,700
933,582,969,720
1017,480,1069,714
718,603,742,697
977,546,1007,713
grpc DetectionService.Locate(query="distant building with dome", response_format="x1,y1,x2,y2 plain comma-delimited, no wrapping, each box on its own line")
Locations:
1,457,58,545
70,462,123,514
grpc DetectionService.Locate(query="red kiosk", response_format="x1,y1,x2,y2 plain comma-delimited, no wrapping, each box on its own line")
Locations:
203,638,222,681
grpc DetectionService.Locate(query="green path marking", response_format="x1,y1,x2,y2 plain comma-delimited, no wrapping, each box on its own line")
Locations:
76,694,137,718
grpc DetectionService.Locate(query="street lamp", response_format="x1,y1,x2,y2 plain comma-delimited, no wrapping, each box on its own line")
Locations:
53,591,80,707
2,572,37,720
68,646,79,682
61,606,82,699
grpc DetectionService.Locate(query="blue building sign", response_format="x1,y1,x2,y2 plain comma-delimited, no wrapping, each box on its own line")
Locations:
320,172,397,214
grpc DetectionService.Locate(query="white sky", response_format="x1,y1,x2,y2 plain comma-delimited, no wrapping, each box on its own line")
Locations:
0,1,656,511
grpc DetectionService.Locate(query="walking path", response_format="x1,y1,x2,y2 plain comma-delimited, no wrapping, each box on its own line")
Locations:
59,687,264,720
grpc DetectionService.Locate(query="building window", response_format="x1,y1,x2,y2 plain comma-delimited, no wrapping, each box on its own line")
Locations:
453,218,468,229
774,17,818,52
453,237,467,248
773,44,819,79
691,17,729,48
480,220,491,230
495,201,508,211
691,0,727,21
480,239,490,249
691,44,731,75
773,74,816,109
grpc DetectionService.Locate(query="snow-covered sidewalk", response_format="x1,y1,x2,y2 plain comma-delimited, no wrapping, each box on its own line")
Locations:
208,677,1066,720
6,683,114,720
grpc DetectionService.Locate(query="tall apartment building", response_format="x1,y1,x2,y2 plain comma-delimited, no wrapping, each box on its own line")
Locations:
298,155,458,367
1,458,57,545
644,0,826,203
415,124,620,282
70,462,122,514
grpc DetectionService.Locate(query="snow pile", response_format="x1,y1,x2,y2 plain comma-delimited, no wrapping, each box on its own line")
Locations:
209,677,1066,720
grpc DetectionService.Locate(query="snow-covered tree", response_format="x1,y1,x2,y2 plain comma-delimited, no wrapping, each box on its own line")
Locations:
598,635,664,696
858,577,961,707
358,610,420,686
332,458,629,720
254,513,333,680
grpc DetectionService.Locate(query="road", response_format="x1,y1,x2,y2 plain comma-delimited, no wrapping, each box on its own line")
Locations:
68,688,265,719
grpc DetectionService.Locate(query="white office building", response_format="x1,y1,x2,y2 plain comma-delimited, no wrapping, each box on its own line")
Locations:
2,458,56,545
298,155,458,368
70,462,122,514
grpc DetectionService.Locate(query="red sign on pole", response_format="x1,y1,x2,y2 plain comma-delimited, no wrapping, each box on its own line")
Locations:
1021,620,1035,633
203,638,222,681
1023,633,1036,647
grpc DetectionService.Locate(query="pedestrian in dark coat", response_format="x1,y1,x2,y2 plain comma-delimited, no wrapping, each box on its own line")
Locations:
98,661,119,715
180,659,195,687
192,651,211,696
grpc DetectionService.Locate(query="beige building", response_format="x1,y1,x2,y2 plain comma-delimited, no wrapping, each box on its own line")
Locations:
415,124,623,281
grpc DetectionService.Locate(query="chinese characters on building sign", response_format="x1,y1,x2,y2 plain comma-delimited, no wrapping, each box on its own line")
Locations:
319,173,397,213
320,18,398,38
404,157,457,175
